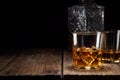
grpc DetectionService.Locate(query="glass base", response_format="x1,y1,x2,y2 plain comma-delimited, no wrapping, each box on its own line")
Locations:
102,59,120,63
73,65,102,70
113,60,120,63
102,59,113,63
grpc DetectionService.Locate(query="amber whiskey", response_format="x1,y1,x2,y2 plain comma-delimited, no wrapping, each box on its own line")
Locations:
73,46,102,70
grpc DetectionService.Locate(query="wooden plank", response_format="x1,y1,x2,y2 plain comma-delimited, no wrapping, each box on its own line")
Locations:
0,50,18,72
0,48,62,76
63,50,120,75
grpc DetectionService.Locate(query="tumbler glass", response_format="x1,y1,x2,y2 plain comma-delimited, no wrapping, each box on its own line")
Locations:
102,30,120,63
72,31,104,70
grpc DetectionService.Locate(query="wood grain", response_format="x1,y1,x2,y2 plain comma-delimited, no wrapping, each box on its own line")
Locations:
0,50,19,72
0,48,62,76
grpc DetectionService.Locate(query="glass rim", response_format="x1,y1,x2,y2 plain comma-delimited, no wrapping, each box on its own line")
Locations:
104,30,120,33
72,31,104,35
105,30,116,33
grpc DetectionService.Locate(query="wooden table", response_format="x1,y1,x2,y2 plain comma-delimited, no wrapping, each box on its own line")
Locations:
0,48,62,76
63,50,120,76
0,48,120,79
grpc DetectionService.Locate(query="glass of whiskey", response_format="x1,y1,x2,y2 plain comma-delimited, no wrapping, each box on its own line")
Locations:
102,30,120,63
72,32,104,70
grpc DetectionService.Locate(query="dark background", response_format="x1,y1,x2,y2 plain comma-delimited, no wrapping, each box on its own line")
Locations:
3,0,120,49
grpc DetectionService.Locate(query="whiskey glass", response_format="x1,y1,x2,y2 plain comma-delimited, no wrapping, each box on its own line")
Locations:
72,31,104,70
102,30,120,63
